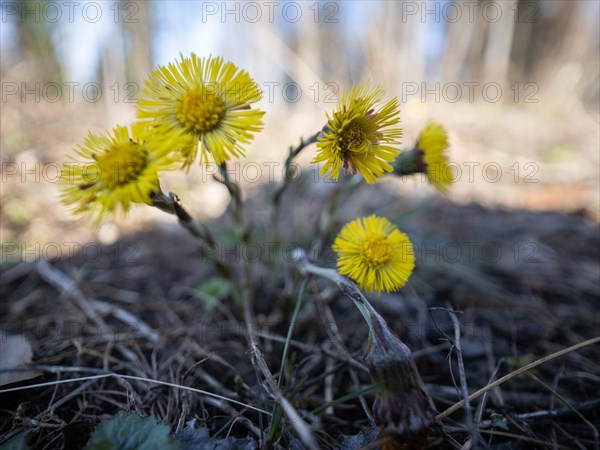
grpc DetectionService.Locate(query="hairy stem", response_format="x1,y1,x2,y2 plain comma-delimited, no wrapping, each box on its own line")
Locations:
219,162,244,231
269,131,321,244
151,190,232,279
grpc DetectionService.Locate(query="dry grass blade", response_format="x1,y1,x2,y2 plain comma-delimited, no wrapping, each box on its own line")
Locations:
36,260,159,345
241,285,319,450
443,426,573,449
447,308,480,447
0,373,271,415
437,336,600,421
527,372,599,450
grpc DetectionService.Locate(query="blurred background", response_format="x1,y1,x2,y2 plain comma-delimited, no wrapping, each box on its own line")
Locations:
1,0,599,254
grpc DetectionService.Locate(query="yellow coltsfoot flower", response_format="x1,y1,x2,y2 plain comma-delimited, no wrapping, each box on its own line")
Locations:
418,121,454,192
137,53,265,167
312,82,402,184
61,122,176,225
394,121,454,193
333,215,415,294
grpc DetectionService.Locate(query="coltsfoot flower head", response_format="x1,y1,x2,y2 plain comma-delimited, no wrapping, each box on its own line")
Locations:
137,53,265,167
333,215,415,294
61,122,176,225
393,121,453,193
312,82,402,184
417,121,453,192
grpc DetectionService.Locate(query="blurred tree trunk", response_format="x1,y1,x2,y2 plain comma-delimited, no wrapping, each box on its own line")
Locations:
319,2,345,82
443,1,478,83
467,2,489,81
550,0,598,106
482,1,516,85
15,0,62,83
124,0,152,85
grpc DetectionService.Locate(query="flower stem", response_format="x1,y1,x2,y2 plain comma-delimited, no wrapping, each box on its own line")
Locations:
312,175,361,260
269,131,321,244
219,162,244,232
150,190,232,279
295,256,379,337
296,256,437,440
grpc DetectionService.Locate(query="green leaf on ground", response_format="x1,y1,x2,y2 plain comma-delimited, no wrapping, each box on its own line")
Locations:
0,431,31,450
84,412,180,450
490,412,509,431
196,277,231,310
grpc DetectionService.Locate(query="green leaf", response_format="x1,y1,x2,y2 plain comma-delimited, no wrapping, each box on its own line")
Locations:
490,412,509,431
195,277,231,310
0,430,31,450
84,412,180,450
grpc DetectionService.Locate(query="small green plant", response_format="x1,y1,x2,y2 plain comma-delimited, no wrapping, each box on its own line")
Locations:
84,412,180,450
61,53,454,448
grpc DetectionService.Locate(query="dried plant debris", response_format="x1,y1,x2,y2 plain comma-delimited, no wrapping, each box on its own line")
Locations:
1,197,599,450
178,420,256,450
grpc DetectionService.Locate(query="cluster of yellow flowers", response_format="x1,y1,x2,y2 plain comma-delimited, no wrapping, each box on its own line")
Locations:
62,53,454,294
61,54,265,224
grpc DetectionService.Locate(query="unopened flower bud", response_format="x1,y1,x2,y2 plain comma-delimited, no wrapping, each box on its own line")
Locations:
366,313,437,447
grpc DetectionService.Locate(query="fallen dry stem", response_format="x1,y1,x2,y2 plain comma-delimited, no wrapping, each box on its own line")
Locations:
0,373,271,415
36,260,144,361
447,308,479,446
240,283,319,450
527,372,599,449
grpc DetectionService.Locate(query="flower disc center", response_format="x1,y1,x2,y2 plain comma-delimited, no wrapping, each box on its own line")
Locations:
96,142,147,188
362,235,392,266
176,87,226,133
342,124,369,154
